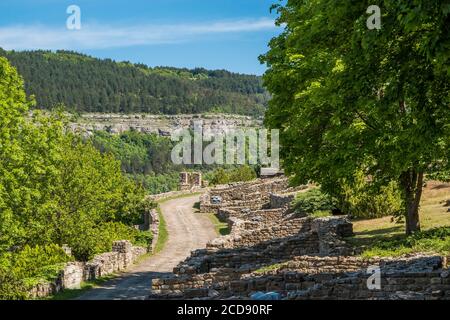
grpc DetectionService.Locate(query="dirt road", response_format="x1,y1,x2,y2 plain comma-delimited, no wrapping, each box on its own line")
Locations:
76,194,217,300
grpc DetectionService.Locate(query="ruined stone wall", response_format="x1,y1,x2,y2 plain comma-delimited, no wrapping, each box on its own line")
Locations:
288,255,450,300
207,217,312,250
200,178,289,213
29,241,148,299
151,255,450,300
171,216,353,277
217,208,286,225
180,172,202,191
269,193,295,209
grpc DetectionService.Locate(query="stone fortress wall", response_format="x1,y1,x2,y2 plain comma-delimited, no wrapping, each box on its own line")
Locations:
30,240,148,298
150,177,450,300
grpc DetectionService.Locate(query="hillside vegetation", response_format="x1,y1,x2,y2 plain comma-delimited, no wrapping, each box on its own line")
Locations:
0,49,268,117
0,57,151,299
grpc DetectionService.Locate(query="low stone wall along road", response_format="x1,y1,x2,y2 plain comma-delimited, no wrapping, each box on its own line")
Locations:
76,195,217,300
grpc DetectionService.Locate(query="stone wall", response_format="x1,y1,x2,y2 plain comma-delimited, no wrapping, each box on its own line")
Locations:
150,216,355,299
151,254,450,300
180,172,202,191
288,255,450,300
29,240,148,299
269,193,295,209
199,178,289,213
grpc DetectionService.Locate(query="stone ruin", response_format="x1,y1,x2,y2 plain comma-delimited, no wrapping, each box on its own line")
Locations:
180,172,203,191
30,240,148,299
150,177,450,300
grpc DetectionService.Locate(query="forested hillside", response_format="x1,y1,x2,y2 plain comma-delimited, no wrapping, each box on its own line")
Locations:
0,49,269,117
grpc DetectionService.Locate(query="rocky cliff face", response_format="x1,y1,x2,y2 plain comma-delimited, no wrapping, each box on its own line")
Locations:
70,113,263,136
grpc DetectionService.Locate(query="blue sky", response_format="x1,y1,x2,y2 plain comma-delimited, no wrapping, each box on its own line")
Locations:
0,0,283,74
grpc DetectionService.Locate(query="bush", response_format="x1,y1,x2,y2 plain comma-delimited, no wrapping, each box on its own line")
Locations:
0,244,71,300
65,222,152,261
339,171,403,219
292,188,336,216
209,165,257,185
131,172,180,195
132,231,153,248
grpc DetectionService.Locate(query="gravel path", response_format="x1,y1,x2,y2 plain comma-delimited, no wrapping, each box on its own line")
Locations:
76,194,217,300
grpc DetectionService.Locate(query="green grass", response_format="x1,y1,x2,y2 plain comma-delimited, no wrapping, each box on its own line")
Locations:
310,210,332,218
46,274,117,300
358,227,450,258
154,205,168,253
206,212,230,236
348,182,450,257
254,262,288,274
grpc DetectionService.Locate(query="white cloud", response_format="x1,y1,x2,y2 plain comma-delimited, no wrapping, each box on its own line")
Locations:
0,18,276,50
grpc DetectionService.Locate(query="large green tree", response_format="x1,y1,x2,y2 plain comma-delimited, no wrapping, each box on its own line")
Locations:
261,1,450,234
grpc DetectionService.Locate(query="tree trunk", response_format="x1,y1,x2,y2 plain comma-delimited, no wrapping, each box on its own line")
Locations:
400,169,423,235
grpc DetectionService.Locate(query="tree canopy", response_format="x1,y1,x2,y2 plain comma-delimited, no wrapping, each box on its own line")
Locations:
261,0,450,234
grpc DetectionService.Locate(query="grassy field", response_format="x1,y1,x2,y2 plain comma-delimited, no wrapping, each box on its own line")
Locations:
206,212,230,236
348,181,450,257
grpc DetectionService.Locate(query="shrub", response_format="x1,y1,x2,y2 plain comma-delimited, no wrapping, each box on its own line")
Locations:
65,222,151,261
132,231,153,248
339,171,403,219
0,244,71,300
292,188,336,216
209,165,257,185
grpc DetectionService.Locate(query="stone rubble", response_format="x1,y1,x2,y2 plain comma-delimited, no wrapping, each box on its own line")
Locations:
150,177,450,300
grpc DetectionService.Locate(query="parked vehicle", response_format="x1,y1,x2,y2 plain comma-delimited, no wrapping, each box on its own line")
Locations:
211,196,222,204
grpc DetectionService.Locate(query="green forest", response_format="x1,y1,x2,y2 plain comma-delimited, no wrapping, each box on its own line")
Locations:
0,49,268,117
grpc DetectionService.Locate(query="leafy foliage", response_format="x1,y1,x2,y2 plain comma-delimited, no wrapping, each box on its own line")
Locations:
0,57,149,263
91,130,180,175
0,49,268,117
261,0,450,234
0,244,71,300
292,189,336,216
339,171,403,219
208,165,257,185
